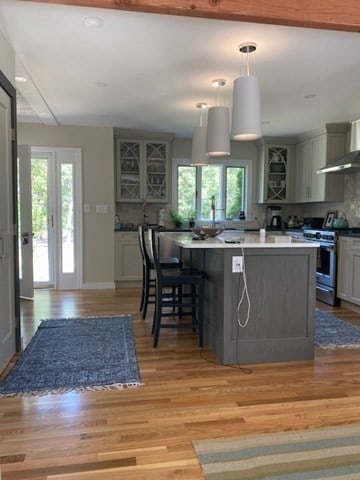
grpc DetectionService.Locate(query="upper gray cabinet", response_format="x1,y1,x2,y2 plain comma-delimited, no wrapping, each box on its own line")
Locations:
115,135,172,203
295,124,349,203
257,140,296,203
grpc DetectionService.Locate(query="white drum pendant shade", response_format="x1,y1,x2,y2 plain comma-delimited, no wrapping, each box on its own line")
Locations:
231,75,262,141
191,125,208,166
206,106,231,156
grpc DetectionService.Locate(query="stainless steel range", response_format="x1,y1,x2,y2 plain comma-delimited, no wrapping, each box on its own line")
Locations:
303,229,338,306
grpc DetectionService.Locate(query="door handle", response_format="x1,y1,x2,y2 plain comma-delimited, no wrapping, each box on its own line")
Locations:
21,232,30,245
47,214,54,228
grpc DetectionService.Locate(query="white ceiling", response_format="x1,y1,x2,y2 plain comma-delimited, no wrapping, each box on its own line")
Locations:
0,0,360,138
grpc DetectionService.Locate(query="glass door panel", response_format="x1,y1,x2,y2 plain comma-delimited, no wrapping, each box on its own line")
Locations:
145,142,167,201
61,163,74,274
119,142,141,200
31,157,54,286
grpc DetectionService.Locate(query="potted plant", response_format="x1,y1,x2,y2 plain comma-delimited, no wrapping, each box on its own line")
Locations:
170,210,184,229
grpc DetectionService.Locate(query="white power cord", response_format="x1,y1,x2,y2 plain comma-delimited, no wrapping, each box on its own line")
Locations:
236,246,251,328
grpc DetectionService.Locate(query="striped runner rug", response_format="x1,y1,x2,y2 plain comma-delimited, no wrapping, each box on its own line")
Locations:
193,424,360,479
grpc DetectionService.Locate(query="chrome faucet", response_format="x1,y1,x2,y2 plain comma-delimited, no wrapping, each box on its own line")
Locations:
211,195,216,227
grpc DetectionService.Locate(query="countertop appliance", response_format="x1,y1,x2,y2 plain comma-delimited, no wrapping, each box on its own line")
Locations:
266,206,282,229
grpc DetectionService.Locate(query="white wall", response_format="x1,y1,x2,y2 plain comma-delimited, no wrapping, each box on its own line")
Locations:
17,123,115,288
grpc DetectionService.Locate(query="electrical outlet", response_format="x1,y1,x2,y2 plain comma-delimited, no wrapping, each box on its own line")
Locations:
232,256,243,273
95,204,108,214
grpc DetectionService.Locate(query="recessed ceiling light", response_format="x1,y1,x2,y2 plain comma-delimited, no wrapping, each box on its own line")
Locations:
84,16,104,28
15,76,28,83
211,79,226,88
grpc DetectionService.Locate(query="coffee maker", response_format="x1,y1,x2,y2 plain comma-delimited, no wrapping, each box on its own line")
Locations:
266,206,282,229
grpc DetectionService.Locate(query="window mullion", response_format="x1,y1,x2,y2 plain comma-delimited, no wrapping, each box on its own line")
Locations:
220,165,226,217
196,167,202,218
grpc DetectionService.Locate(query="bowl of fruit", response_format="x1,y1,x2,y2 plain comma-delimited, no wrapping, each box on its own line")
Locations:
191,227,224,240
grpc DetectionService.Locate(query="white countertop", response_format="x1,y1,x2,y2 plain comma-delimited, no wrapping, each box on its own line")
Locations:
160,231,320,249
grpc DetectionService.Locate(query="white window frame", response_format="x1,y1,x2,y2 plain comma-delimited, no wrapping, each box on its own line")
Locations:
172,157,253,223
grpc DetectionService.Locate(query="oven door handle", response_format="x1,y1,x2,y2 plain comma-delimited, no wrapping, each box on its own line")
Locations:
318,243,335,250
316,285,333,293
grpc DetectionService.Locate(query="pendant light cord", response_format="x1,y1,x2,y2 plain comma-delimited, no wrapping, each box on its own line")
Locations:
246,47,250,76
239,42,257,77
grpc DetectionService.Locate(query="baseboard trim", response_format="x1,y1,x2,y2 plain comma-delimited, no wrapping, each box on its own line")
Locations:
81,282,115,290
340,299,360,313
115,281,142,289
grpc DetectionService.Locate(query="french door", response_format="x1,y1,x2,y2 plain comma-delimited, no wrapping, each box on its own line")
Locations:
0,71,19,372
18,145,33,297
18,146,82,291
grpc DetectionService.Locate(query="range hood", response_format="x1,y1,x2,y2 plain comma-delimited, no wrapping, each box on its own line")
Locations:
317,120,360,174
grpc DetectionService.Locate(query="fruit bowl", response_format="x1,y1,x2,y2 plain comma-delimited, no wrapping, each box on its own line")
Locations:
191,227,224,240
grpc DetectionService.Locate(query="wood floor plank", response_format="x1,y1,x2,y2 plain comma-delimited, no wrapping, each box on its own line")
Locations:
1,289,360,479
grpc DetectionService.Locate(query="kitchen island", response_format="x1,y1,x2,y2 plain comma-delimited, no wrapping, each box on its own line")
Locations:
160,231,319,365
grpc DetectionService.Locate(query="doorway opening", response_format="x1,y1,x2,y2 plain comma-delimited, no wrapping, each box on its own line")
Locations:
18,146,82,294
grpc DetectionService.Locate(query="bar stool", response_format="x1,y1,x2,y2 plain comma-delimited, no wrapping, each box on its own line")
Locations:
138,225,181,320
148,227,207,348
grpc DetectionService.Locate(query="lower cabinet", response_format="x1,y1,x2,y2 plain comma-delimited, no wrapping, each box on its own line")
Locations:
337,237,360,305
115,232,142,286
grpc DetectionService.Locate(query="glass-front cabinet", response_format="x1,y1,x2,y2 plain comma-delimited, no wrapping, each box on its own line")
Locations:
266,146,288,201
145,142,167,201
258,141,295,203
116,138,170,202
117,141,141,201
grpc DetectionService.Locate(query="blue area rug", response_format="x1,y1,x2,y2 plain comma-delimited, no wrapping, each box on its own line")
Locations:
315,309,360,349
0,315,141,397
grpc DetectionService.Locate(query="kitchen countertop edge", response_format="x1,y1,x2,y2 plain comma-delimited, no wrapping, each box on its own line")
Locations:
161,232,319,249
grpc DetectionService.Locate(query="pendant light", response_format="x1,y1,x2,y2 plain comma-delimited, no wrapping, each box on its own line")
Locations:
191,102,209,166
231,42,262,141
206,79,230,157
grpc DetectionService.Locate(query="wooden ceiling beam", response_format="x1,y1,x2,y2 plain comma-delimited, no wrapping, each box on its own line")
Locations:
20,0,360,32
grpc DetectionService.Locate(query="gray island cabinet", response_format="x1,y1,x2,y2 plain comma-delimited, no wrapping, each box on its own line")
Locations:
161,232,318,365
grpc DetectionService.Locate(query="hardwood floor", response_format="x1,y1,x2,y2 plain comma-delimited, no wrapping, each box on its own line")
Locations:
1,289,360,479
